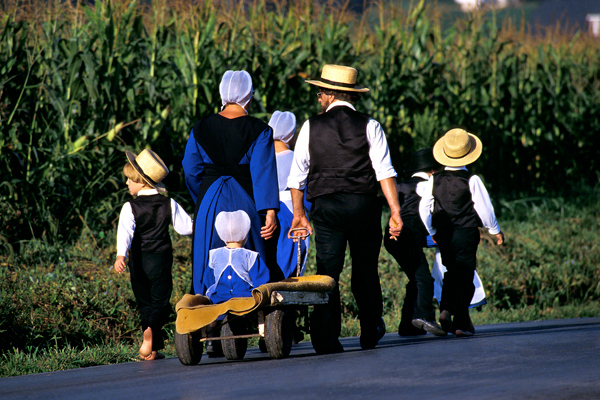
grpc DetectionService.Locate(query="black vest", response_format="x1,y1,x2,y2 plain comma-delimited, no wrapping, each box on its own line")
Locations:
432,170,482,232
130,194,172,254
398,176,428,240
306,106,377,201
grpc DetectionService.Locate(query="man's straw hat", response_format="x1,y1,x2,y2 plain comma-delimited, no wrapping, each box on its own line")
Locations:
433,128,482,167
126,149,169,193
306,64,369,93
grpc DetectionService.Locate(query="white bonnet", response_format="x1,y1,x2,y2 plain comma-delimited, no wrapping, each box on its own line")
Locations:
269,111,296,145
219,70,253,109
215,210,251,243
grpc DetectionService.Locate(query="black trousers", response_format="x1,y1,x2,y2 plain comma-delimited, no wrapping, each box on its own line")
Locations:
129,251,173,351
436,227,480,329
311,193,383,338
383,227,435,322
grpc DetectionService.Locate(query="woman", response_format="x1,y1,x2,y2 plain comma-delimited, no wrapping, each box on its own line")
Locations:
183,70,279,297
269,111,311,278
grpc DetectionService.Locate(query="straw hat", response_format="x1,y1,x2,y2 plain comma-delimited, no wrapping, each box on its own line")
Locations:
126,149,169,193
306,64,369,93
433,128,483,167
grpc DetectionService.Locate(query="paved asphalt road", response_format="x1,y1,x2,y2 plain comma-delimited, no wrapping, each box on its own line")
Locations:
1,318,599,400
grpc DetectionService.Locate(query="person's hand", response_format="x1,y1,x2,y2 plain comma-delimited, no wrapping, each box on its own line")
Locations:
288,214,312,242
114,256,127,273
494,231,505,245
388,210,403,240
261,209,277,240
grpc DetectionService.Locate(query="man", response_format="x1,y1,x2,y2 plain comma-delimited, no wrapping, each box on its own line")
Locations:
287,64,402,353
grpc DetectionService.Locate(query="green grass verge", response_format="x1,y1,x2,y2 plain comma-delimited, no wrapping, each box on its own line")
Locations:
1,189,599,377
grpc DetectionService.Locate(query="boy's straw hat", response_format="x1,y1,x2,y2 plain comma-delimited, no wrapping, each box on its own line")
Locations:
306,64,369,93
433,128,482,167
126,149,169,193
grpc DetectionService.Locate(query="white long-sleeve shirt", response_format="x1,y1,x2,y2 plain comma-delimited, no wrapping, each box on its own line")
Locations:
116,189,194,257
287,101,397,191
418,166,501,236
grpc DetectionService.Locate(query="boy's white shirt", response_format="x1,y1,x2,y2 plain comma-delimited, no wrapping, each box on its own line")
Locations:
418,166,501,236
116,188,194,258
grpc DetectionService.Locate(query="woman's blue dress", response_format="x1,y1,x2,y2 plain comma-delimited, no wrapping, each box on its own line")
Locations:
275,150,310,278
183,114,279,295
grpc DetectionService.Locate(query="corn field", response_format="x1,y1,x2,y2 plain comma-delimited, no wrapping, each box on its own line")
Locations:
1,0,599,250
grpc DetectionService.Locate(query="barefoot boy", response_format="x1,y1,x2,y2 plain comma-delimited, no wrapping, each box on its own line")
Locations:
115,149,193,360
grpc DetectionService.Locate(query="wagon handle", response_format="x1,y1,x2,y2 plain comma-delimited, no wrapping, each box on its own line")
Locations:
290,228,310,277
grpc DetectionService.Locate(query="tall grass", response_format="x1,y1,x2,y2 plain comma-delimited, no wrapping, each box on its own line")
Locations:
1,0,599,250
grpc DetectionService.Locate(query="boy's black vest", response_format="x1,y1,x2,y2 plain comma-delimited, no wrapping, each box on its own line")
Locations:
398,176,428,241
306,106,377,201
432,170,482,232
130,194,172,254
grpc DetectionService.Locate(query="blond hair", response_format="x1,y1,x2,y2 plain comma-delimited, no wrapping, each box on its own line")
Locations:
123,163,145,184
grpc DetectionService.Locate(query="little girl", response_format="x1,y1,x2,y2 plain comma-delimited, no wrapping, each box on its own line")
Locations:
205,210,270,303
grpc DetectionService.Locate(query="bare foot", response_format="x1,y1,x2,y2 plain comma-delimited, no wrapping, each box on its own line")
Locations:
140,327,153,357
140,351,165,361
439,310,454,334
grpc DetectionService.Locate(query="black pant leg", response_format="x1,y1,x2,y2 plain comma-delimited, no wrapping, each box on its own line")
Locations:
438,228,479,327
347,195,383,330
312,200,348,339
384,230,435,321
130,252,173,351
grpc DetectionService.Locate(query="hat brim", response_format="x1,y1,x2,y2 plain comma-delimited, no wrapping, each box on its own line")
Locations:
306,79,370,93
433,134,483,167
126,151,166,193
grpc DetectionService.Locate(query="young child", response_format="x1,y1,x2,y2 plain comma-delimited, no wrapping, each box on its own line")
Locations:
419,128,504,337
384,148,446,337
114,149,193,360
269,111,311,278
205,210,270,303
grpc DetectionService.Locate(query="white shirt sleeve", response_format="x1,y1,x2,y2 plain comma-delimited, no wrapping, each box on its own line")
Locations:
116,202,135,258
418,178,437,236
366,118,397,181
469,175,501,234
287,120,311,190
171,199,194,236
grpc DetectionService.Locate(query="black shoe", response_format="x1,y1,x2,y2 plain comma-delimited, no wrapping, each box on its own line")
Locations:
412,318,447,337
360,318,386,350
398,322,427,336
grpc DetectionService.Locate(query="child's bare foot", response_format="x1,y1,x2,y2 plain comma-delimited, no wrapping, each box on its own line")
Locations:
140,327,153,357
140,351,164,361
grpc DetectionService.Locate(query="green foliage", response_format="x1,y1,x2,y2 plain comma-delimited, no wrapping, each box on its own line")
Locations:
1,0,599,250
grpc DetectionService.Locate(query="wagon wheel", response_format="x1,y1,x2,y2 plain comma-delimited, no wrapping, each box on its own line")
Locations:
221,315,248,360
265,309,294,359
174,330,203,365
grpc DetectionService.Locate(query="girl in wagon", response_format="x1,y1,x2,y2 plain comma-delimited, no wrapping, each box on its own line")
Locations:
205,210,270,303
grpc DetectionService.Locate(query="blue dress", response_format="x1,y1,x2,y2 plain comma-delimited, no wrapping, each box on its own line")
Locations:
275,150,311,278
183,114,279,295
205,247,269,303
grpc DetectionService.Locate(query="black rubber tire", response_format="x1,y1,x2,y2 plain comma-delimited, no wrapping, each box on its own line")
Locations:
265,309,294,359
174,331,203,365
221,316,248,360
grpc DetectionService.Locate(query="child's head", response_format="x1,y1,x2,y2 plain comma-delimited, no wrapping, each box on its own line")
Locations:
433,128,482,167
215,210,251,246
125,149,169,193
404,148,442,176
269,111,296,146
